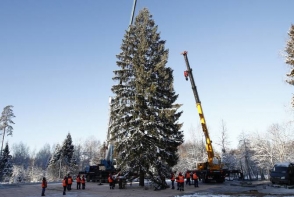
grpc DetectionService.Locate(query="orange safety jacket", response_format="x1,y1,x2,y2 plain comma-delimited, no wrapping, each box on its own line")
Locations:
178,175,184,183
42,181,47,188
81,178,85,184
62,179,67,186
68,178,72,184
186,173,190,178
171,174,175,181
76,177,81,183
108,176,113,183
193,173,198,180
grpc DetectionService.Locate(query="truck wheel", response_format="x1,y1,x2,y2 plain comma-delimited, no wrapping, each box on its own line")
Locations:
86,175,90,182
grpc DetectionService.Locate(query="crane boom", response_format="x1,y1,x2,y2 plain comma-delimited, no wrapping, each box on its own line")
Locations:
129,0,137,29
181,51,214,165
182,51,242,183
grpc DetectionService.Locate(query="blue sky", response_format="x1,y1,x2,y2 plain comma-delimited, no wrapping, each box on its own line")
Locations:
1,0,293,152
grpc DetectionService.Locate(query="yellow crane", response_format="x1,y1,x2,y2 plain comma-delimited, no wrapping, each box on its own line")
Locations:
181,51,225,183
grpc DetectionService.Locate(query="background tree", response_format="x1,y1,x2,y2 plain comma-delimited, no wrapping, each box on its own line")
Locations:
173,125,205,172
110,8,183,187
249,123,294,179
79,136,102,167
47,144,61,179
60,133,75,175
34,143,52,170
11,142,30,169
0,105,15,154
285,24,294,106
218,120,233,169
0,143,13,182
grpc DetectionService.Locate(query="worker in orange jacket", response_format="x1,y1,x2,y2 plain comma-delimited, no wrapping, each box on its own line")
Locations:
193,172,199,187
76,175,81,190
67,175,72,191
108,173,114,189
171,172,175,189
81,175,86,189
185,171,191,185
41,177,47,196
62,176,67,195
177,172,185,191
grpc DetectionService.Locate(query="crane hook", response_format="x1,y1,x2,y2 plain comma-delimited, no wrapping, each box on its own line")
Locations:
184,71,189,81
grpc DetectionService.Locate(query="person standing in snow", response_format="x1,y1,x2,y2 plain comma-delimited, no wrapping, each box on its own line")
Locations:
76,174,81,190
190,171,193,185
171,172,175,189
67,175,72,191
62,176,67,195
81,175,86,189
185,171,191,185
108,173,114,189
193,171,199,187
41,177,47,196
177,172,185,191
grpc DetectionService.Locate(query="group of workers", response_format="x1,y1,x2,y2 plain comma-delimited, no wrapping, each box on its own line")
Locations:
41,174,86,196
171,171,199,191
62,174,86,195
108,172,126,189
41,171,198,196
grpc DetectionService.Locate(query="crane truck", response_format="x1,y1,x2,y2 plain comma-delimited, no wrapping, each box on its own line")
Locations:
181,51,226,183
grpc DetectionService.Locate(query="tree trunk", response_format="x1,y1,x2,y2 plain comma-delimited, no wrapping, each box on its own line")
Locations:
139,169,144,186
0,128,6,155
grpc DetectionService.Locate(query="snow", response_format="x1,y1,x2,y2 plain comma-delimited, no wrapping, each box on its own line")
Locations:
176,195,294,197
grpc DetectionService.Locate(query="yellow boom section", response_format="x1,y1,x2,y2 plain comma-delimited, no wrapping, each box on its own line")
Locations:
182,51,215,167
196,103,214,164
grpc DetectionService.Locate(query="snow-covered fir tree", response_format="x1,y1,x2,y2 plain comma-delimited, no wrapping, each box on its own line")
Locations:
0,105,15,155
110,8,184,187
0,143,13,182
61,133,74,165
47,144,61,179
60,133,75,175
285,24,294,106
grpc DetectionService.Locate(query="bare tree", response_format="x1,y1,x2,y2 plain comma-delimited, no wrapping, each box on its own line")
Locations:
238,132,254,180
11,142,31,169
218,120,231,153
173,125,205,172
218,120,237,170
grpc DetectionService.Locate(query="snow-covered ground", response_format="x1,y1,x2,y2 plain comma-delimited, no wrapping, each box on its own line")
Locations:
176,194,294,197
1,180,294,197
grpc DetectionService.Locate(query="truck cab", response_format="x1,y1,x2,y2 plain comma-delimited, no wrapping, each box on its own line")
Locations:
270,162,294,185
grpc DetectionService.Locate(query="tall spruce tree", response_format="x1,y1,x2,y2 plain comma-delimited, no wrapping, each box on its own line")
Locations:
0,143,13,182
285,24,294,107
111,8,183,187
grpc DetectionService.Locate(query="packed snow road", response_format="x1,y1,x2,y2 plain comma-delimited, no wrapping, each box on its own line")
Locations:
0,180,294,197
